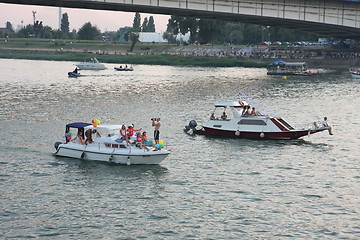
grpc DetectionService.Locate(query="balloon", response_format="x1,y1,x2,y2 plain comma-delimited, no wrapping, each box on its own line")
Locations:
159,140,164,145
159,144,164,148
93,123,98,127
68,132,72,136
92,119,95,124
66,136,71,141
155,144,160,148
95,119,100,124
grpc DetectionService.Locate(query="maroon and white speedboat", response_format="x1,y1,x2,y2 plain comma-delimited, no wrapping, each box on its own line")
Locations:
184,92,326,140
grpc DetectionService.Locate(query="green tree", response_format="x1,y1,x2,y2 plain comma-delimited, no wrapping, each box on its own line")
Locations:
167,15,198,43
6,21,13,31
132,12,141,32
61,13,70,35
198,19,225,43
77,22,101,40
116,27,132,42
129,32,139,52
142,17,148,32
16,24,34,38
148,16,155,32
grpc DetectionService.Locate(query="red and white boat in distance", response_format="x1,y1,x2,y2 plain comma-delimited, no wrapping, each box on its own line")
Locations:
184,92,326,140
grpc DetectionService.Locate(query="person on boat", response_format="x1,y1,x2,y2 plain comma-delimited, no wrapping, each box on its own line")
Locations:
250,107,257,116
242,106,250,115
85,129,93,145
72,130,85,144
135,132,149,151
221,111,227,120
210,113,218,120
152,118,161,144
119,125,129,143
142,131,154,148
322,117,333,135
73,68,79,74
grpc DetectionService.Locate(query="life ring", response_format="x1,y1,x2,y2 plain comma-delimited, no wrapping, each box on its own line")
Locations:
235,130,240,136
260,132,265,138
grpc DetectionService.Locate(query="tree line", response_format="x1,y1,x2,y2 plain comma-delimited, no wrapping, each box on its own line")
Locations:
1,12,321,44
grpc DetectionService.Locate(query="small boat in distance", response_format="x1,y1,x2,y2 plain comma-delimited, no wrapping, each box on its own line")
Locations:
184,92,327,140
267,60,315,76
54,122,170,165
68,68,81,78
76,58,106,70
114,65,134,71
349,67,360,78
68,71,81,78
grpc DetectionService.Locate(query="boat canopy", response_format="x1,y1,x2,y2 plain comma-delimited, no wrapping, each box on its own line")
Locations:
66,122,92,129
268,60,306,67
84,124,123,131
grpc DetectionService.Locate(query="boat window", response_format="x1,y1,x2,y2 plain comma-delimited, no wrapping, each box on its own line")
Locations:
238,119,267,125
213,125,222,128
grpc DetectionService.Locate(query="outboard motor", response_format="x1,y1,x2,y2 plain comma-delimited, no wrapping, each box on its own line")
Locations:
184,120,198,133
54,141,62,150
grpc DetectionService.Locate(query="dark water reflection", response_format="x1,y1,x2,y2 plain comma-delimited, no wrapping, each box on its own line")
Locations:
1,59,359,239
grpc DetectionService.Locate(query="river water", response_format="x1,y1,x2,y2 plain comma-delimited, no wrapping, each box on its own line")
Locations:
0,58,359,239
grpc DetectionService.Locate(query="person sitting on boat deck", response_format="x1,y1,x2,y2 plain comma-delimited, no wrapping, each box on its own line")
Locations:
135,132,149,151
210,113,218,120
73,68,79,74
142,131,154,148
221,111,227,120
127,125,139,144
250,107,257,116
85,129,93,145
322,117,333,135
119,125,129,143
72,130,85,144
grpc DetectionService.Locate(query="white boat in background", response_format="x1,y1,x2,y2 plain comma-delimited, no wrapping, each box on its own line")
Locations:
76,58,106,70
349,67,360,78
184,92,326,140
267,60,315,76
54,122,170,165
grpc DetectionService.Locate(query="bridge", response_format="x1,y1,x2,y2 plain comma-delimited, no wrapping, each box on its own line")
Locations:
1,0,360,39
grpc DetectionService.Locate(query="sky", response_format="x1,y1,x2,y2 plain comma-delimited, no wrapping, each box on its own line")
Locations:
0,3,170,32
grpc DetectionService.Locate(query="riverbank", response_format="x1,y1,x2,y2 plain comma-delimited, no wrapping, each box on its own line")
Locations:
1,38,359,69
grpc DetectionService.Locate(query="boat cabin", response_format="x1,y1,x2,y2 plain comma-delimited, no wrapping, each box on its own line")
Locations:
267,60,308,75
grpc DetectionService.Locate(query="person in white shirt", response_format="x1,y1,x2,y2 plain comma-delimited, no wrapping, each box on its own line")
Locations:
322,117,333,135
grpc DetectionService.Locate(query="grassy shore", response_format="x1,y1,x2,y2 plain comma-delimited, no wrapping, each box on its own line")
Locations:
0,38,267,67
1,38,357,69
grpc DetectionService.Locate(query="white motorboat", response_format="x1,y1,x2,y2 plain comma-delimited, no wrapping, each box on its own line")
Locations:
76,58,106,70
54,122,170,165
349,67,360,78
184,92,326,140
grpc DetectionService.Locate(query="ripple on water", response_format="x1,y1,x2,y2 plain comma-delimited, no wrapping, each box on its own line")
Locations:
0,59,360,239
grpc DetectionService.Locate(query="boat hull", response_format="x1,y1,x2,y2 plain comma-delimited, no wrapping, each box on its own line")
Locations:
114,67,133,71
76,64,106,70
350,73,360,79
68,72,80,78
54,143,169,165
195,127,325,140
267,72,314,76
